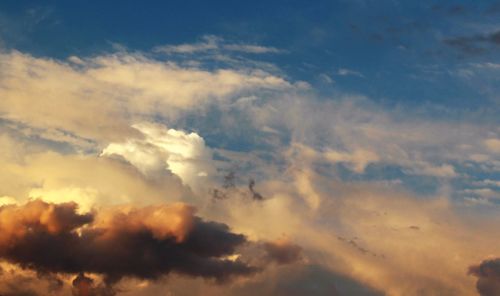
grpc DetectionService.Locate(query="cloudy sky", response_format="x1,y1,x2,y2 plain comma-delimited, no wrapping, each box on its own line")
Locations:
0,1,499,295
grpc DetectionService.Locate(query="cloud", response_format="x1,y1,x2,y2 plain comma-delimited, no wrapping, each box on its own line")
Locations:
0,261,66,296
461,188,500,202
122,263,350,296
154,35,219,54
444,30,500,54
102,123,215,192
485,138,500,153
222,44,280,54
234,94,498,183
72,272,115,296
469,258,500,296
154,35,281,55
0,50,290,143
0,200,257,286
0,45,499,295
0,134,193,211
324,148,379,173
262,239,302,265
209,167,500,295
337,68,364,77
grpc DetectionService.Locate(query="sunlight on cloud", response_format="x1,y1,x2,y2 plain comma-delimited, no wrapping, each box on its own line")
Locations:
0,50,290,142
102,122,215,192
0,39,499,295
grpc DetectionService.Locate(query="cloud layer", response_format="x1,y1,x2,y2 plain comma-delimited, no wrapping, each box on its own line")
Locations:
0,40,498,295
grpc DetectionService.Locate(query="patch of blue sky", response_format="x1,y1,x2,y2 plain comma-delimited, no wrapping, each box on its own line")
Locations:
2,1,500,110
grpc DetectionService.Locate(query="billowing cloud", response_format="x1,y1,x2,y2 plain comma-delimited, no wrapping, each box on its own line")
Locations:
102,122,215,191
0,200,256,286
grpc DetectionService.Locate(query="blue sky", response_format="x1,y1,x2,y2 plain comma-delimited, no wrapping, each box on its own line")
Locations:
0,1,499,295
2,0,500,110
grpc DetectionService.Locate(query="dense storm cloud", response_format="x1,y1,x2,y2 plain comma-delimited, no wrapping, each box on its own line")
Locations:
0,200,257,285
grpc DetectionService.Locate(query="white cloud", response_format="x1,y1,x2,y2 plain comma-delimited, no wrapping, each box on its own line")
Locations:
324,148,380,173
472,62,500,70
154,35,219,54
102,123,215,192
337,68,364,77
0,50,290,142
408,163,457,178
222,44,281,54
29,187,99,213
154,35,281,55
461,188,500,203
472,179,500,188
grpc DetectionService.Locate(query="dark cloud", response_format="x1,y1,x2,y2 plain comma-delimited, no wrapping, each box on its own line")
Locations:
0,288,39,296
211,171,236,200
444,30,500,54
337,236,382,258
223,171,237,189
212,171,264,201
469,258,500,296
0,200,257,287
248,179,264,201
72,273,115,296
262,240,302,265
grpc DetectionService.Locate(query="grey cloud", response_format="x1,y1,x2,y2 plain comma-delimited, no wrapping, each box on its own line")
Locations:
444,30,500,54
469,258,500,296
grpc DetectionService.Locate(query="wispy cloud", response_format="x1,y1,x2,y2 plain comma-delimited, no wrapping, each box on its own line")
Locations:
444,29,500,54
337,68,364,77
154,35,281,55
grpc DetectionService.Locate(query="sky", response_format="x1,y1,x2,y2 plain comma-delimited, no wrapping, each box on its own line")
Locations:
0,1,499,295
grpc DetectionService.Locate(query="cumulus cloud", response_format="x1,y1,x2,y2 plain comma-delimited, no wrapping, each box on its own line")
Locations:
102,123,215,191
0,142,191,210
0,200,256,286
